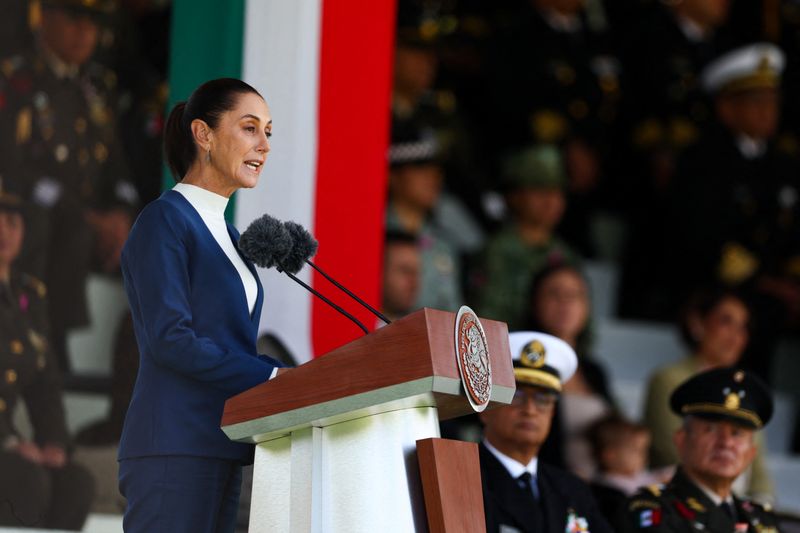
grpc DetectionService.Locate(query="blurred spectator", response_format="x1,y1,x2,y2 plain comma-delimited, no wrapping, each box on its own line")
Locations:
664,43,800,379
385,118,482,311
489,0,622,256
0,187,94,529
586,414,667,532
95,0,171,206
524,263,615,479
393,1,493,228
479,331,613,533
642,287,774,502
617,0,734,318
70,312,138,514
381,231,421,322
0,0,36,57
0,0,139,372
475,145,580,330
624,368,779,532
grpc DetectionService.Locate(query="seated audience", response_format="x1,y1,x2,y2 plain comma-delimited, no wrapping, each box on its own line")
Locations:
385,119,481,311
479,330,612,533
624,368,779,532
0,188,94,529
381,231,421,322
643,287,773,502
665,43,800,379
475,145,581,330
525,263,615,479
587,415,668,531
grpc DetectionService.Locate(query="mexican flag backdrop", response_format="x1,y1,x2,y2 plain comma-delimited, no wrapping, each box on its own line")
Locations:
165,0,397,362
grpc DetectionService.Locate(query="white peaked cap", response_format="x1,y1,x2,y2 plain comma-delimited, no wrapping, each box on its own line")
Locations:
507,331,578,392
702,42,785,93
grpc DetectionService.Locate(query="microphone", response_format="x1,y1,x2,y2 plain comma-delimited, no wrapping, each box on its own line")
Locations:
239,214,370,335
283,221,391,325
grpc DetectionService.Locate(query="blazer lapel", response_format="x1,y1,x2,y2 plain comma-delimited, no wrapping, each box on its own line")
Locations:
226,223,264,325
538,466,568,533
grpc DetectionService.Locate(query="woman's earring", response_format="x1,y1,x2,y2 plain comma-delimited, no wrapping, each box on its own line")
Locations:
205,148,211,164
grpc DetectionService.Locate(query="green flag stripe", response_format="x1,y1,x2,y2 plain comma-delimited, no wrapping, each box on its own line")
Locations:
163,0,245,222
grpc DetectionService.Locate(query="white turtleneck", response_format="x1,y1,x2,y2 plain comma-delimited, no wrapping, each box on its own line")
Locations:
173,183,258,315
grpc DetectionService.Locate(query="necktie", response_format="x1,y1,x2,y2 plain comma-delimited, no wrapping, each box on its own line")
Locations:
720,501,736,521
517,472,539,501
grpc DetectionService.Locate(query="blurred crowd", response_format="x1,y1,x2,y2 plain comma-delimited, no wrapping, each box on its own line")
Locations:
383,0,800,527
0,0,799,529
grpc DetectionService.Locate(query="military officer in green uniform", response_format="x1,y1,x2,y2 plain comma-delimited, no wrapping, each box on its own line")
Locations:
623,367,780,532
0,0,139,372
475,145,581,330
0,187,94,529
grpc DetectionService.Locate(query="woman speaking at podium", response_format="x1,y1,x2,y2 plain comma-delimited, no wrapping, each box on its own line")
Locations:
116,78,285,533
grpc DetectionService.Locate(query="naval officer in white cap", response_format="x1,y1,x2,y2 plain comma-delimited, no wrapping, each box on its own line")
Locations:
666,40,800,391
479,331,613,533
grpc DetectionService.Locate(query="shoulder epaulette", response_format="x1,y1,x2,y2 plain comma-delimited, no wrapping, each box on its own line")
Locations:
22,273,47,298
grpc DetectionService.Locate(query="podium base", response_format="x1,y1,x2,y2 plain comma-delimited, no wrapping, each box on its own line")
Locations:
249,406,440,532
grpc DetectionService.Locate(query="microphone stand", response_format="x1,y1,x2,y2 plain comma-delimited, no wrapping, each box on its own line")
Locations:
305,259,392,325
280,270,370,334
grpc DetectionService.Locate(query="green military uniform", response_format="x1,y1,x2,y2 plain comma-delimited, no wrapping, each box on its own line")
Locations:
474,145,581,329
624,469,779,533
386,203,464,313
476,227,579,329
643,357,773,501
0,38,138,369
0,267,95,528
626,367,780,532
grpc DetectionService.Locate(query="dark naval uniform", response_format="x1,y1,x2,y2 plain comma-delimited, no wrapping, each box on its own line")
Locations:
489,7,620,151
623,469,779,533
0,270,94,529
0,46,138,369
480,443,613,533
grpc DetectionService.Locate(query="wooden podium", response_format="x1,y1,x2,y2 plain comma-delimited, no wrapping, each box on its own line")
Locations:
221,308,514,532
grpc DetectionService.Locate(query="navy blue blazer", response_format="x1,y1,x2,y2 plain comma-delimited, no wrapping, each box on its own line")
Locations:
118,190,283,464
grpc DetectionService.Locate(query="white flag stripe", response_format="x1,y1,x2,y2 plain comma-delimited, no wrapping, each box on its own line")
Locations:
237,0,323,364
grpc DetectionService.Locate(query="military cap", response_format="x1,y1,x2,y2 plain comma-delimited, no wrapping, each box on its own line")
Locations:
396,0,456,48
670,367,774,429
40,0,117,16
388,119,441,167
702,43,785,94
0,179,24,214
508,331,577,393
501,144,566,191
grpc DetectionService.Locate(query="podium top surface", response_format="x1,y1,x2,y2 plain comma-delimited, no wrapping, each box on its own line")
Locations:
221,308,514,443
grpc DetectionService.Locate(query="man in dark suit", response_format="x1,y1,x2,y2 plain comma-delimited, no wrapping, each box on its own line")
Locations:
478,330,613,533
623,367,779,532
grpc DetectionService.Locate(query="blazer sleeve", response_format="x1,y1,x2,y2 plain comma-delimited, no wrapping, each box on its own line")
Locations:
122,203,277,395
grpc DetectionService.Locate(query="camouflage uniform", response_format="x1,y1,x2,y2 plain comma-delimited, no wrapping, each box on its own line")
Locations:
476,226,580,330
